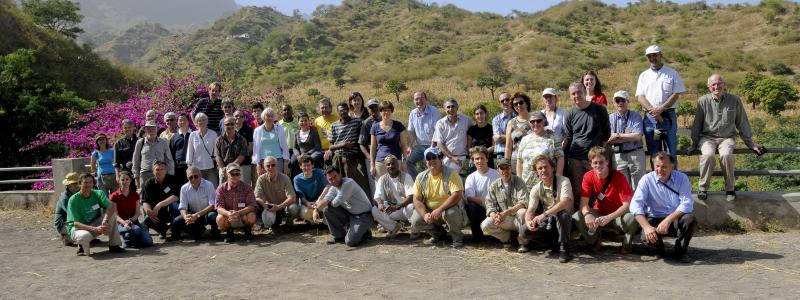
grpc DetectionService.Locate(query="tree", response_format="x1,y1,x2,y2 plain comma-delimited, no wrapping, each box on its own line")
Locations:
753,77,799,116
676,100,694,127
385,79,407,102
334,78,346,89
307,88,320,101
485,55,510,79
21,0,84,39
476,75,503,100
737,72,767,109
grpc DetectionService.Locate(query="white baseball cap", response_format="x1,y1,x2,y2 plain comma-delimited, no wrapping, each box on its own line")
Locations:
613,90,629,100
541,88,557,96
645,45,662,55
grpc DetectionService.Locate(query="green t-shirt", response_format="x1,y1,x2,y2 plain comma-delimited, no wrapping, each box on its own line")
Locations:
66,190,111,236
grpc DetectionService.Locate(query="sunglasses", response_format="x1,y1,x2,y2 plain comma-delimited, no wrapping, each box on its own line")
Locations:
188,175,200,180
614,98,627,103
530,119,544,124
500,98,510,103
266,163,277,168
229,172,241,177
166,119,177,122
425,155,439,161
513,101,525,106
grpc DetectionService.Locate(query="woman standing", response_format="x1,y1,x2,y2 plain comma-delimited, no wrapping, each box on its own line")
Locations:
504,92,533,168
109,171,153,248
516,111,564,189
292,112,324,168
370,101,409,177
253,107,290,176
583,71,607,106
348,92,369,120
90,133,117,195
540,88,568,141
186,113,219,187
467,105,494,169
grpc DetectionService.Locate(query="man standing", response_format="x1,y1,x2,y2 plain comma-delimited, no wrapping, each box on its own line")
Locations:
406,91,441,178
410,147,467,248
141,161,181,240
170,113,192,185
291,154,330,224
432,98,471,172
312,167,375,247
491,92,516,164
314,98,339,153
215,163,258,243
254,156,297,233
326,102,370,194
631,152,696,262
214,116,248,183
192,82,225,135
54,172,80,246
636,45,686,166
690,74,763,201
481,158,528,251
371,155,416,239
359,98,381,195
607,90,646,190
575,147,638,254
66,173,124,256
133,120,175,187
523,155,573,262
563,82,610,207
278,104,299,170
159,112,179,142
463,146,500,243
173,166,219,239
114,119,138,180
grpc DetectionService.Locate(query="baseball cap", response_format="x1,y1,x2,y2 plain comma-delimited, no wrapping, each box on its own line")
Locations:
645,45,662,55
496,158,511,168
613,90,629,100
542,88,557,96
367,98,380,107
423,147,442,158
225,163,241,173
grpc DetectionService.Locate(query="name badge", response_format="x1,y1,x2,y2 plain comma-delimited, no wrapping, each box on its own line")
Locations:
163,187,171,193
91,204,100,210
596,193,605,201
238,202,246,208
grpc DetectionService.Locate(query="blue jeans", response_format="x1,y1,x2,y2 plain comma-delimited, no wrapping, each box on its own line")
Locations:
118,223,153,248
406,144,430,179
643,109,678,168
143,201,181,237
171,211,219,238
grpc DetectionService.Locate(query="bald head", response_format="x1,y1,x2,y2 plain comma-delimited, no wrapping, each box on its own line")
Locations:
707,74,726,98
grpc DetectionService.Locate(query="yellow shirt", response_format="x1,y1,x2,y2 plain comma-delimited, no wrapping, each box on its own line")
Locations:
314,115,340,150
414,170,464,210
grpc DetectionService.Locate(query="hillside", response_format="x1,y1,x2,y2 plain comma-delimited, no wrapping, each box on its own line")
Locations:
94,22,172,64
129,0,799,98
76,0,239,34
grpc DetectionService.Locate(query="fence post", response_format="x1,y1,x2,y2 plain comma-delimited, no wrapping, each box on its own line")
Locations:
51,158,89,205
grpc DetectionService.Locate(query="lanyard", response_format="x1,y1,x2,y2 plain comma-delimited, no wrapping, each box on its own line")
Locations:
614,110,630,133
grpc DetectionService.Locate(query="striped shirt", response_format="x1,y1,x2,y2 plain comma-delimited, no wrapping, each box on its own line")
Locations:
329,118,363,156
192,98,224,134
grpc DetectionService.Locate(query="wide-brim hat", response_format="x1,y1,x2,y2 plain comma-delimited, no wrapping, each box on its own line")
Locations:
143,120,159,128
62,172,80,185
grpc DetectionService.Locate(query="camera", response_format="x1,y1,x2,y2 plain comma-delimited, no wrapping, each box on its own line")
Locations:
653,128,665,141
612,144,623,152
538,217,552,231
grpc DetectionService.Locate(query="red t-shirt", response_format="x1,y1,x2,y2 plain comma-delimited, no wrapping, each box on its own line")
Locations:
581,169,632,215
591,93,607,106
110,189,140,220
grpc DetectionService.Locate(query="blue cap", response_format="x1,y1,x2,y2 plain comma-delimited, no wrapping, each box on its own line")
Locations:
423,147,441,158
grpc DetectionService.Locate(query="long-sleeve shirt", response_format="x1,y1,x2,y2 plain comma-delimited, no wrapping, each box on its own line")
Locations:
53,190,75,232
630,170,694,218
293,169,329,201
252,124,290,162
186,129,218,170
170,129,192,163
325,178,372,214
690,92,755,148
132,137,175,176
610,109,644,151
407,104,441,146
563,102,611,160
491,111,516,154
294,129,323,157
485,176,528,217
113,135,138,170
215,181,257,211
192,98,224,134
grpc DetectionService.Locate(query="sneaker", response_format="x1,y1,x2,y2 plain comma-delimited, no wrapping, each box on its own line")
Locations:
698,191,708,200
76,245,86,256
452,240,464,248
677,253,693,263
108,245,126,253
424,235,442,245
326,237,345,245
517,244,530,253
225,230,236,243
502,242,512,249
558,243,573,263
386,226,400,239
726,191,736,202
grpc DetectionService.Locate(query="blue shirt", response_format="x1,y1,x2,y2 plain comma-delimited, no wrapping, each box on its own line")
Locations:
407,104,441,146
609,110,644,151
92,148,115,175
630,170,694,218
491,111,516,154
293,168,329,201
179,179,216,213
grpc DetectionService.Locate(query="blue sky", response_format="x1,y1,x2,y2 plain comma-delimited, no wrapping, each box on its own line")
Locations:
234,0,759,16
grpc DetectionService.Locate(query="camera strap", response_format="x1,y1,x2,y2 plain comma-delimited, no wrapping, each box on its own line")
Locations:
590,171,614,207
614,110,630,133
657,179,680,196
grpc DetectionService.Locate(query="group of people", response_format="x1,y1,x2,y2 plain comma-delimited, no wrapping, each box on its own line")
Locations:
53,45,762,263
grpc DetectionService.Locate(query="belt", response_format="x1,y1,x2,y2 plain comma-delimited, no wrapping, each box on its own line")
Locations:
615,147,643,154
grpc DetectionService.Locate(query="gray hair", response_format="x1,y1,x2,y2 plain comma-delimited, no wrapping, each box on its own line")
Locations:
194,112,208,122
264,156,277,164
122,119,134,126
708,73,725,84
569,81,586,95
444,97,458,108
186,166,201,176
164,112,177,121
145,109,157,117
261,107,276,120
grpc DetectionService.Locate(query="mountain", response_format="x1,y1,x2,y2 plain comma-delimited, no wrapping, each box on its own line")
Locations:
76,0,240,34
93,22,172,64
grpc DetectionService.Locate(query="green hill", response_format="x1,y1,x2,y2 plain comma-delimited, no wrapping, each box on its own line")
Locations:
94,22,172,65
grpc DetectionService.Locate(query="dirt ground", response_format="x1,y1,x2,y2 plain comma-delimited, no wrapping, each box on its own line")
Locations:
1,209,799,299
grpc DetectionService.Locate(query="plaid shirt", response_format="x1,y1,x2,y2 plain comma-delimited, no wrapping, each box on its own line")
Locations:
215,181,257,211
214,133,249,165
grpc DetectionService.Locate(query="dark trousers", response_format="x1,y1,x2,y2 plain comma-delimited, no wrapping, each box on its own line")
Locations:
464,202,486,240
646,214,697,256
171,211,219,238
521,210,572,245
143,201,180,236
332,153,370,196
325,206,373,247
175,163,188,186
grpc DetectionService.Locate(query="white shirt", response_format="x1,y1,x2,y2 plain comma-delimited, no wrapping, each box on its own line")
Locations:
542,108,568,140
179,179,216,213
374,172,415,206
185,129,218,170
635,65,686,109
464,168,501,205
432,114,471,157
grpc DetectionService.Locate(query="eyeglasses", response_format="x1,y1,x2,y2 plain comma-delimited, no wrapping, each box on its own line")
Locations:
425,155,439,161
500,98,510,103
229,172,241,176
266,163,277,168
614,98,627,103
188,175,200,180
223,106,233,109
166,119,177,122
530,119,544,124
224,123,234,126
513,101,525,106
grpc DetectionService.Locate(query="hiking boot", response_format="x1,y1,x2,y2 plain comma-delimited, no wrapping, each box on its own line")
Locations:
225,230,236,243
697,191,708,200
726,191,736,202
558,243,573,263
108,245,126,253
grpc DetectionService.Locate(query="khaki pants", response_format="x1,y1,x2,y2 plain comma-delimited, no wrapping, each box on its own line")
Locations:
71,213,122,251
614,148,646,191
699,137,736,192
372,204,415,232
480,208,527,244
410,205,466,242
573,211,638,249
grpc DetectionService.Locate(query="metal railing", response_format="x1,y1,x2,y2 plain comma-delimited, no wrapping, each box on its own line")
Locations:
0,166,52,185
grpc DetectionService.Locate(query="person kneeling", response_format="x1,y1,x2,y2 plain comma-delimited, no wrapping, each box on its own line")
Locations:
255,156,297,234
410,147,467,248
522,155,573,263
313,167,374,247
110,171,153,248
480,158,528,251
215,163,257,243
173,167,220,240
371,155,416,239
290,154,330,225
67,173,125,256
